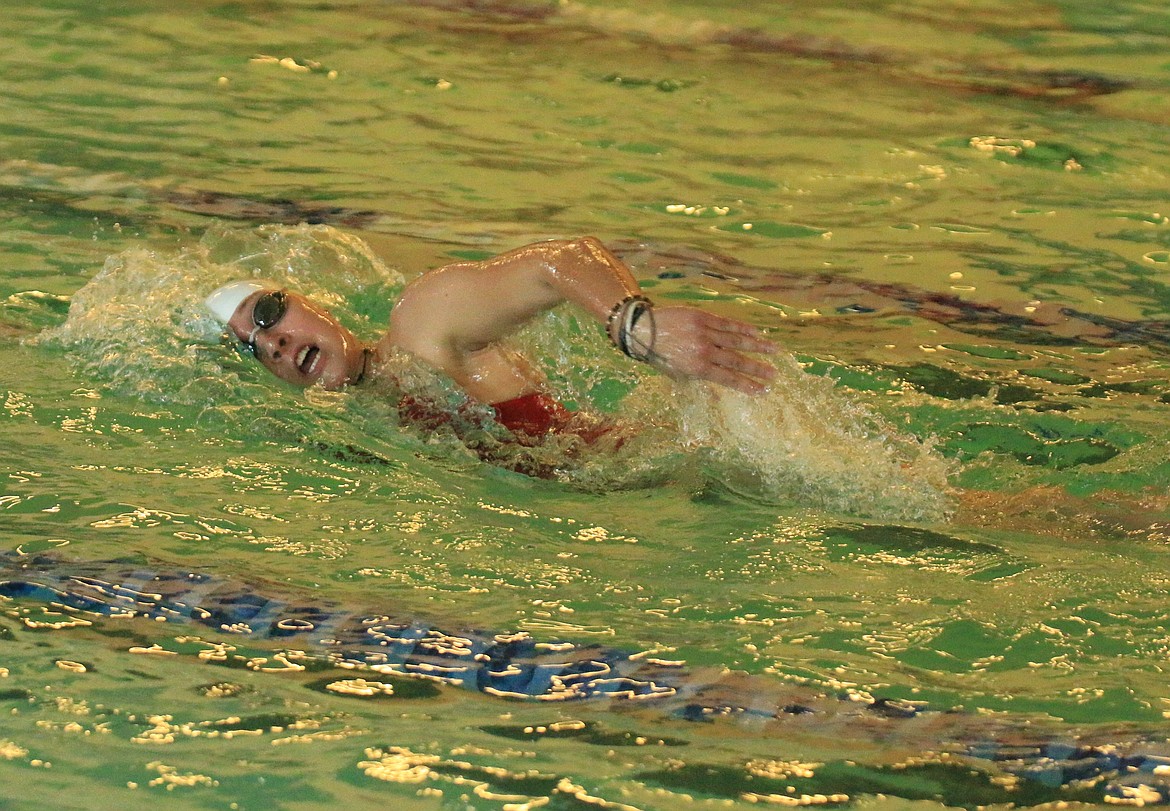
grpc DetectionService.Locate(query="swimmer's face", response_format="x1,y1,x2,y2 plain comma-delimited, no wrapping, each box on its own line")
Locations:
227,289,365,390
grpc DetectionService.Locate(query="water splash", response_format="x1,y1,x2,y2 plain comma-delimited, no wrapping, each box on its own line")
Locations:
33,223,403,408
673,354,954,521
30,225,952,516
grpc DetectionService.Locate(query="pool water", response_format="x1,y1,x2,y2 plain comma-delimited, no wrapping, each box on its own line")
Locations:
2,1,1169,808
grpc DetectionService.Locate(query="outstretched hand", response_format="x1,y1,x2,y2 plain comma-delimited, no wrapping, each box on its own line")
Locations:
633,305,778,394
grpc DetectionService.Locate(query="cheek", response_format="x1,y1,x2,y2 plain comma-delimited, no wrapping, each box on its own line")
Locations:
258,353,303,385
259,355,281,375
319,321,350,348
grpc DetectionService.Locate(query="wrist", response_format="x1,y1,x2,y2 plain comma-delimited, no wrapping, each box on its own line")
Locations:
607,295,655,362
606,294,643,343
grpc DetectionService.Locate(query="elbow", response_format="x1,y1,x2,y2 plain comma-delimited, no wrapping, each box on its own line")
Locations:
527,236,619,304
555,236,611,271
536,235,604,260
530,236,605,285
564,235,605,255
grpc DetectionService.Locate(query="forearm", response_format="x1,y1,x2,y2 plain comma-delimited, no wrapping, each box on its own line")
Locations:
391,237,638,352
536,236,643,326
388,236,777,398
539,239,777,393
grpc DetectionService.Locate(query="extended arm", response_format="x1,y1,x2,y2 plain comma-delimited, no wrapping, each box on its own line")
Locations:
384,237,777,403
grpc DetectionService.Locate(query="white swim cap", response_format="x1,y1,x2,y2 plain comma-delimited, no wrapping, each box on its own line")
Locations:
204,279,272,324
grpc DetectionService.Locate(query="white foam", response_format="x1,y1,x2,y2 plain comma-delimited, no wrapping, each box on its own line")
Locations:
673,354,954,521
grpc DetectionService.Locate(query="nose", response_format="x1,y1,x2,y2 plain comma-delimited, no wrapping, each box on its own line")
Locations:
253,329,289,361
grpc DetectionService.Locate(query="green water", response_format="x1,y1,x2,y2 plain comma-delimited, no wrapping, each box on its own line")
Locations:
2,1,1170,808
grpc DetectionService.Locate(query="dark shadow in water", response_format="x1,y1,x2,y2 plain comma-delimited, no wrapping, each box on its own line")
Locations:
2,550,1169,806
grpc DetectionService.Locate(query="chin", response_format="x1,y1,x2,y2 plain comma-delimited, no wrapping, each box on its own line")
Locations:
316,368,349,390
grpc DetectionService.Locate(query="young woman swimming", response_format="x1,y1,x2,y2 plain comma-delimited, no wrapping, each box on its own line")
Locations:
205,236,777,439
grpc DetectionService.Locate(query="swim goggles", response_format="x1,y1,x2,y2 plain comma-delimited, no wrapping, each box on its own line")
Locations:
243,290,287,354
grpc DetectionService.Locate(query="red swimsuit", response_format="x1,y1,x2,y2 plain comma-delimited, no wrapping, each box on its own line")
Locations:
399,391,615,444
491,392,574,437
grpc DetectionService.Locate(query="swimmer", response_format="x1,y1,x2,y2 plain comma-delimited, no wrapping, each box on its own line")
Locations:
205,237,777,438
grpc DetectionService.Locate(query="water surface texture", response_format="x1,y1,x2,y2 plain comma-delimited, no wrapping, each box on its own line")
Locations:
2,2,1170,809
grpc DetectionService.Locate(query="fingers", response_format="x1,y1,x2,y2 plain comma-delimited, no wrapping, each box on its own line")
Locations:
650,306,778,394
719,350,777,382
711,325,777,355
694,358,771,395
658,341,776,393
701,313,777,354
699,316,778,388
702,346,776,393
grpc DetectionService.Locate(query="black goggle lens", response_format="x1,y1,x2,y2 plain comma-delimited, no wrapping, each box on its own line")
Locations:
252,290,287,329
242,290,287,355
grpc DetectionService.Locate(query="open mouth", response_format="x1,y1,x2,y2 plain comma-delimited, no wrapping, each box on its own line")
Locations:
296,345,321,376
